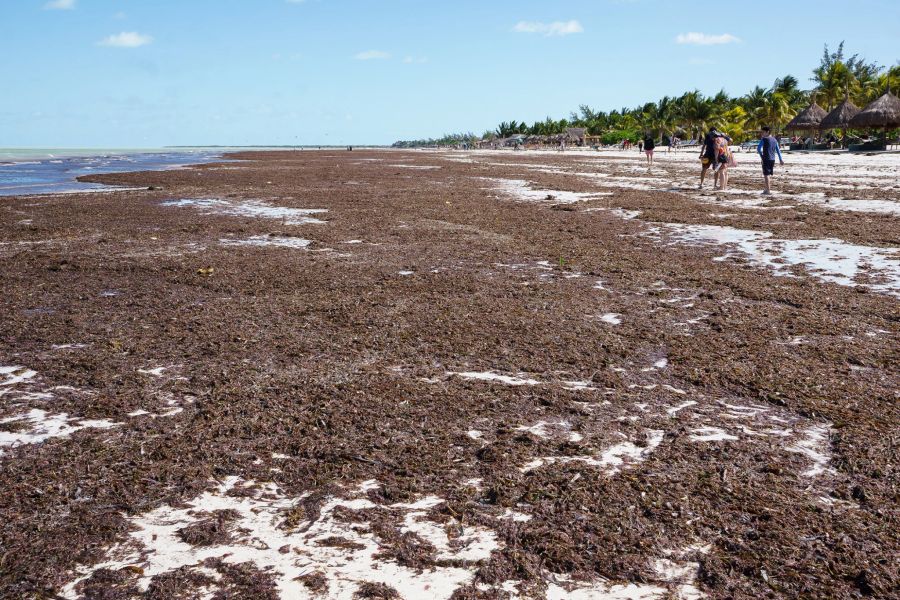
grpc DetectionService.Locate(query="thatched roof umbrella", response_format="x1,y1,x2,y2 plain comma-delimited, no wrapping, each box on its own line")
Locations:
821,97,861,130
848,90,900,129
565,127,587,143
786,102,828,131
847,90,900,150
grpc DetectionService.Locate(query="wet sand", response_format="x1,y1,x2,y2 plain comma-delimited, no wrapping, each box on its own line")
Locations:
1,148,897,598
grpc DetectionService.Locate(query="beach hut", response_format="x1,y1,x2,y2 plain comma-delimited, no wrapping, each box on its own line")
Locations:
786,102,828,149
584,134,603,148
565,127,587,146
848,90,900,151
820,96,860,148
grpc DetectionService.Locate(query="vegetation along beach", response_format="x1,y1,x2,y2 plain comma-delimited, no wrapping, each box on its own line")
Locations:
1,2,898,599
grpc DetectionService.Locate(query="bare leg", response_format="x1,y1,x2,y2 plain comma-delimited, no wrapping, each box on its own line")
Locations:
763,174,771,194
719,167,728,190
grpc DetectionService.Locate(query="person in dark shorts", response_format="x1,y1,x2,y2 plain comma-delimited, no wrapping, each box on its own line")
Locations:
756,126,784,194
643,134,655,166
699,128,730,189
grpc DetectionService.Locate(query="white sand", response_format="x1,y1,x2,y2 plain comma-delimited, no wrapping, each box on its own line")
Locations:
163,198,327,225
62,478,501,600
220,235,312,249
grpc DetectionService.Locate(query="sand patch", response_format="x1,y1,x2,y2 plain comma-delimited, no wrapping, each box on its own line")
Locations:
220,235,312,249
62,478,500,599
163,198,327,225
649,223,900,296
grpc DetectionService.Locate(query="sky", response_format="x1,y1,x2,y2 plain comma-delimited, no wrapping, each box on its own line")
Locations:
2,0,899,147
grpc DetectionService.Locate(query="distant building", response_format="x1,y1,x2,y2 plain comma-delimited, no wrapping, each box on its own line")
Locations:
565,127,587,146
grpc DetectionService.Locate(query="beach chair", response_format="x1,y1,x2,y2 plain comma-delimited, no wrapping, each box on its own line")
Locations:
848,140,887,152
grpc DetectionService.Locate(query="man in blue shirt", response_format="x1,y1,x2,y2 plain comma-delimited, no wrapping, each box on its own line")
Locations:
757,126,784,195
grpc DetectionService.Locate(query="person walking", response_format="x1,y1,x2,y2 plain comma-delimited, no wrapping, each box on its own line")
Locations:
713,134,735,190
757,126,784,195
699,128,731,189
643,134,655,166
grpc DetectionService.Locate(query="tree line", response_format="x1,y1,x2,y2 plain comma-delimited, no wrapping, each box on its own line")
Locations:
393,43,899,148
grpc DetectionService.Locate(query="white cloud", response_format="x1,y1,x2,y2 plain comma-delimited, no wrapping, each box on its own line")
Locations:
98,32,153,48
675,32,740,45
354,50,390,60
44,0,75,9
403,56,428,64
513,20,583,37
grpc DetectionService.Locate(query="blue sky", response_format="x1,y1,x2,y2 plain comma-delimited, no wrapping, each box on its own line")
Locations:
2,0,898,147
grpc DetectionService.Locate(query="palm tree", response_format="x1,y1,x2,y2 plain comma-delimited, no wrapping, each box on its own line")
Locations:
875,64,900,95
773,75,808,110
741,86,769,122
816,61,854,109
755,92,795,133
674,91,726,140
676,90,705,140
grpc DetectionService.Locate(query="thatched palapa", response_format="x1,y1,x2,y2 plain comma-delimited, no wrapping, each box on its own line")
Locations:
849,91,900,128
786,102,827,130
820,98,861,129
565,127,587,143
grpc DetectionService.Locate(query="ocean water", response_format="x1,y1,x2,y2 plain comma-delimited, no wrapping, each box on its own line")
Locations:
0,149,223,196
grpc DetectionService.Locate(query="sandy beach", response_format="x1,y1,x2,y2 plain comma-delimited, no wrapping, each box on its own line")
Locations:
1,148,897,598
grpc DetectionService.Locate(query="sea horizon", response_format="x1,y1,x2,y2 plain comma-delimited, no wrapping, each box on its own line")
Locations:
0,146,388,163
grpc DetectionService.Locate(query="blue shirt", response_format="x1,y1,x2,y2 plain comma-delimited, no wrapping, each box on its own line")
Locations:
757,137,783,162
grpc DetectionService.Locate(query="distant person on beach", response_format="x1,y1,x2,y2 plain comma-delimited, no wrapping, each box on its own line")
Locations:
699,128,731,189
643,135,655,166
638,139,644,153
757,126,784,195
669,136,678,153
